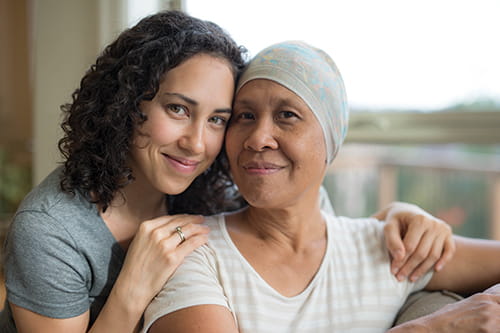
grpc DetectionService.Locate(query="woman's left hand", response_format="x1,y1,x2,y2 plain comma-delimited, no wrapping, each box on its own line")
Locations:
373,202,456,282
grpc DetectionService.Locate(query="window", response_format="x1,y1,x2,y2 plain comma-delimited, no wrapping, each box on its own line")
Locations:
186,0,500,238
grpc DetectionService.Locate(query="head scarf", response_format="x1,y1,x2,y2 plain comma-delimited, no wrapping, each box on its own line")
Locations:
236,41,349,164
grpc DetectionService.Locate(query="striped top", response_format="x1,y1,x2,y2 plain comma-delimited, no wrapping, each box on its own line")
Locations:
142,213,432,333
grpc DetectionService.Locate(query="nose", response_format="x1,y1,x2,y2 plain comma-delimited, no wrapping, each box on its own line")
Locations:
178,122,205,155
243,118,279,152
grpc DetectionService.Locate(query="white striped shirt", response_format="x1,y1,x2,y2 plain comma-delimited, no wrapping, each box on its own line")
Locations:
142,213,432,333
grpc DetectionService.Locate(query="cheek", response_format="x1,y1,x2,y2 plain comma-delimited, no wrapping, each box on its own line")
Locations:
147,118,173,143
224,128,242,164
313,134,327,162
205,130,226,161
290,132,327,167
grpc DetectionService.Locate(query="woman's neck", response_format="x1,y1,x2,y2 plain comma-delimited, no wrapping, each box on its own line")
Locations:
100,178,166,250
233,195,326,252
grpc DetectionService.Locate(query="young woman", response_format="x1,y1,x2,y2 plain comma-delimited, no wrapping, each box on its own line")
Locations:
0,11,453,333
143,41,500,333
0,11,245,333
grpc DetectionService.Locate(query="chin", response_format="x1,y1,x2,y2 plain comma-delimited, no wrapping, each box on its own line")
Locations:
159,181,192,196
242,193,277,208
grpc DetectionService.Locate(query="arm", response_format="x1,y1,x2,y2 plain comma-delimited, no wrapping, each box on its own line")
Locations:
149,305,237,333
389,284,500,333
142,227,238,333
426,236,500,295
7,214,209,333
373,202,455,281
389,240,500,332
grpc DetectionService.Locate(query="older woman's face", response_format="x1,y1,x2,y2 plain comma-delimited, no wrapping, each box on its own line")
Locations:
130,54,234,195
226,79,327,208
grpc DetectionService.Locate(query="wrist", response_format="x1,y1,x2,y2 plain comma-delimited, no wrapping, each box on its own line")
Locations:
110,276,150,317
88,284,145,333
388,320,430,333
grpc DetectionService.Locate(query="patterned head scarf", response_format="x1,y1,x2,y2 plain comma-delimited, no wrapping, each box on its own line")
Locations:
236,41,349,164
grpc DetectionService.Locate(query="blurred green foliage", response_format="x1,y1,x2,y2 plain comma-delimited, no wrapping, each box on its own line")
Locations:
0,148,32,215
397,167,489,238
323,144,497,239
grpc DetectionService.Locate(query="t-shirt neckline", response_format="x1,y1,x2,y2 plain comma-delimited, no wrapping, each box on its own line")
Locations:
217,212,332,300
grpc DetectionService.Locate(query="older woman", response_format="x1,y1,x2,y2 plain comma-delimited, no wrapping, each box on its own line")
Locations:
0,12,450,332
142,41,500,332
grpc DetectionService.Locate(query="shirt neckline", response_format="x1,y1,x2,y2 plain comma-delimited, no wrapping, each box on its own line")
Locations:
216,211,332,300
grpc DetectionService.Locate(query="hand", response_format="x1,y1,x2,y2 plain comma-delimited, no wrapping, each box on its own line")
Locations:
397,290,500,333
373,202,455,282
112,214,209,314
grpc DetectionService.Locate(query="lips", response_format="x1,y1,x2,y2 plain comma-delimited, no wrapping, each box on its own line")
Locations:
162,153,201,174
242,161,285,175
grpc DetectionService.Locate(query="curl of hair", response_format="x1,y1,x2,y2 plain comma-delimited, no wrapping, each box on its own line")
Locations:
58,10,247,214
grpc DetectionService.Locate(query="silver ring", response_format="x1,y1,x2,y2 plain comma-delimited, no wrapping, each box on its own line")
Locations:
175,226,186,243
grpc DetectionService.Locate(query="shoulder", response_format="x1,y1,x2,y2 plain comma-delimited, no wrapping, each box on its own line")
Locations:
324,213,388,262
16,167,92,220
9,167,99,242
143,215,231,332
4,168,109,280
324,213,384,239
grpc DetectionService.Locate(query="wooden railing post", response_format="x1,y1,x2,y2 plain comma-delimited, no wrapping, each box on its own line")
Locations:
378,165,397,209
491,175,500,240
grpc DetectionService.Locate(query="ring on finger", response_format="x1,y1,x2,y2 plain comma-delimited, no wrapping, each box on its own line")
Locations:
175,226,186,244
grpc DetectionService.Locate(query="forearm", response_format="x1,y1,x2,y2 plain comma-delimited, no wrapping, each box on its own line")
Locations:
88,280,146,333
389,290,500,333
426,236,500,295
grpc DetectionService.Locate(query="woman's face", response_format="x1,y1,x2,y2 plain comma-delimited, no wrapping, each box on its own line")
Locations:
226,79,327,208
130,54,234,195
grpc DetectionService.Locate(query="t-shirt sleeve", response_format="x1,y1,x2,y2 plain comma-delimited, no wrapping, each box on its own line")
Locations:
4,210,90,318
141,244,229,332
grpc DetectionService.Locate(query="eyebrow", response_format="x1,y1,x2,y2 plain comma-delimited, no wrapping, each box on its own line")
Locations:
164,92,232,114
163,92,197,106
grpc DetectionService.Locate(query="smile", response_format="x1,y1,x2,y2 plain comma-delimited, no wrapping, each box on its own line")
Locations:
242,161,284,175
162,154,200,174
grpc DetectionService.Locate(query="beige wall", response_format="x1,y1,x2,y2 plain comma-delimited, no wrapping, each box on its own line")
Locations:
11,0,181,184
0,0,31,165
32,0,126,184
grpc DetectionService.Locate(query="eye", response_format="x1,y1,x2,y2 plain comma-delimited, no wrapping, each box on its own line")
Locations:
166,104,188,116
277,110,299,119
209,115,228,127
235,112,255,120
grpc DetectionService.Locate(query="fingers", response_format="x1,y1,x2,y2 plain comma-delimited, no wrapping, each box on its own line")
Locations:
394,220,429,280
434,233,455,272
165,223,209,248
141,214,205,231
372,205,390,221
395,231,454,282
116,214,210,306
383,221,406,274
130,214,209,260
175,232,209,259
136,214,204,240
405,235,444,281
384,209,456,282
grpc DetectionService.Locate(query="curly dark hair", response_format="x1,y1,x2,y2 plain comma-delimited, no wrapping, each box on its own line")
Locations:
58,10,247,215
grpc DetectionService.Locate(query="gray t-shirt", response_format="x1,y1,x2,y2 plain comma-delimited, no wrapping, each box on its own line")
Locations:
0,167,125,332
